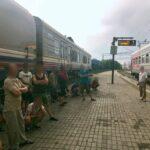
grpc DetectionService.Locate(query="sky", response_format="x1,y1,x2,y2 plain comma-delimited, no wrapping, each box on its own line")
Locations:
15,0,150,61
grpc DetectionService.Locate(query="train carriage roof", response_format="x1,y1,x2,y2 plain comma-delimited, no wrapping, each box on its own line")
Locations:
35,17,91,57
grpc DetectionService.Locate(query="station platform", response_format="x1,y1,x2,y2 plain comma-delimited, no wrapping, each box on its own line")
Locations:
2,71,150,150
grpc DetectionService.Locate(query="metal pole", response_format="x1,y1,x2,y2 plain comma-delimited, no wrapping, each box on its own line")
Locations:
25,47,29,67
111,54,115,84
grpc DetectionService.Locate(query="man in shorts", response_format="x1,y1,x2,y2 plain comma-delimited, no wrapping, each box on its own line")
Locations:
79,65,96,101
32,64,58,121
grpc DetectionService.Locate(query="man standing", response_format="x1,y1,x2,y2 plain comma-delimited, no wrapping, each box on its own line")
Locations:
32,64,58,121
79,65,96,101
138,66,147,102
19,63,33,115
48,68,58,103
57,66,68,106
3,64,33,150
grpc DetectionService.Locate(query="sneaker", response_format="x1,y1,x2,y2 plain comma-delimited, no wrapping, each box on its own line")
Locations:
33,125,41,129
91,98,96,101
49,117,58,121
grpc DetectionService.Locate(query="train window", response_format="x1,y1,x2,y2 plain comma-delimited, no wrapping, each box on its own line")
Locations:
146,54,149,63
136,57,138,64
83,56,87,64
134,58,136,64
142,56,144,63
77,53,80,63
63,46,69,60
139,56,141,64
47,33,53,39
70,50,77,62
88,58,90,64
54,40,60,56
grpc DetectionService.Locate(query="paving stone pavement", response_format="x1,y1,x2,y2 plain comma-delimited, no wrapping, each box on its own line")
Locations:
2,71,150,150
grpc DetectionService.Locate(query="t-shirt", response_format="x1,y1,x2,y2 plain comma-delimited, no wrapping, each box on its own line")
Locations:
19,71,32,85
49,72,57,87
139,72,147,83
33,74,47,94
4,77,22,112
79,69,90,85
59,71,68,81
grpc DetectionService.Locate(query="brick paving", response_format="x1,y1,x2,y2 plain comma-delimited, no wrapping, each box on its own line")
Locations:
2,71,150,150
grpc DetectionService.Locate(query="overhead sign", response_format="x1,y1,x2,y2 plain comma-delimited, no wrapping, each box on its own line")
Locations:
118,40,136,46
110,45,117,55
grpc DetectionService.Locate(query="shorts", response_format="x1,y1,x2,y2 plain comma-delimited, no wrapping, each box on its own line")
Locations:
33,93,49,106
22,91,33,103
58,87,66,97
80,84,90,95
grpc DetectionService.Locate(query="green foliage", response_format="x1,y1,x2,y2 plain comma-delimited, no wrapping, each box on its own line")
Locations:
92,59,122,73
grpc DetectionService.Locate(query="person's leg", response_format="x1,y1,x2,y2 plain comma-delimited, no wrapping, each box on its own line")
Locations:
139,86,143,100
24,115,32,131
86,85,96,101
143,84,146,101
0,140,2,150
42,95,58,121
59,88,67,106
3,111,20,150
80,84,85,101
16,110,28,143
16,110,33,147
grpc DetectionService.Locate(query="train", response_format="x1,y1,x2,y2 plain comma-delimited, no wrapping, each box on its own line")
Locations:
0,0,91,73
131,44,150,79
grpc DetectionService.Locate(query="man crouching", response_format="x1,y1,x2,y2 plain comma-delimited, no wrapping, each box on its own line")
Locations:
25,98,46,131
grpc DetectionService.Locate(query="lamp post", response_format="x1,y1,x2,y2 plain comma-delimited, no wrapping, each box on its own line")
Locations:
25,47,29,68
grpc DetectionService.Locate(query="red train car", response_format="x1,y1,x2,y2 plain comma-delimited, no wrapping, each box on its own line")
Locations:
131,44,150,78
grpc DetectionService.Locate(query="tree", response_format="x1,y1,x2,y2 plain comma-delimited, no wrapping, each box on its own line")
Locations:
92,59,122,72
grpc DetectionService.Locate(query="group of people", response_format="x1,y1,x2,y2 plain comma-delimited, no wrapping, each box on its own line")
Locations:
0,63,99,150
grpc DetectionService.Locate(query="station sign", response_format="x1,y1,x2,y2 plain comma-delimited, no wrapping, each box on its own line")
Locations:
118,40,136,46
110,45,117,55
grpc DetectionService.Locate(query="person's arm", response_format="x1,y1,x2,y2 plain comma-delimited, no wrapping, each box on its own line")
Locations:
32,75,41,85
4,80,21,96
40,74,49,85
18,80,28,93
80,73,88,77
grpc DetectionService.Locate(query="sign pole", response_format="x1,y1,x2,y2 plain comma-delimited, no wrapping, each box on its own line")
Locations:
111,53,115,84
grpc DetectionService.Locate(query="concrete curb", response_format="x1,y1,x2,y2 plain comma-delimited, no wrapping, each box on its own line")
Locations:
117,72,150,97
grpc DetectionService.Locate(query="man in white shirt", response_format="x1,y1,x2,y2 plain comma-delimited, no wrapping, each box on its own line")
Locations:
138,66,147,101
25,99,46,130
19,63,33,115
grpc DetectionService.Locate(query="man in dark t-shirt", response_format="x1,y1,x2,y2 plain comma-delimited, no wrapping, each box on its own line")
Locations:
79,66,96,101
32,65,58,121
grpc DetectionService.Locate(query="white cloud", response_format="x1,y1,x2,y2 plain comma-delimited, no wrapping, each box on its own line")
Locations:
87,0,150,59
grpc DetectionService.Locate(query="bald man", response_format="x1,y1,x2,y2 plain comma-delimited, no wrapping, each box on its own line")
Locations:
3,64,33,150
